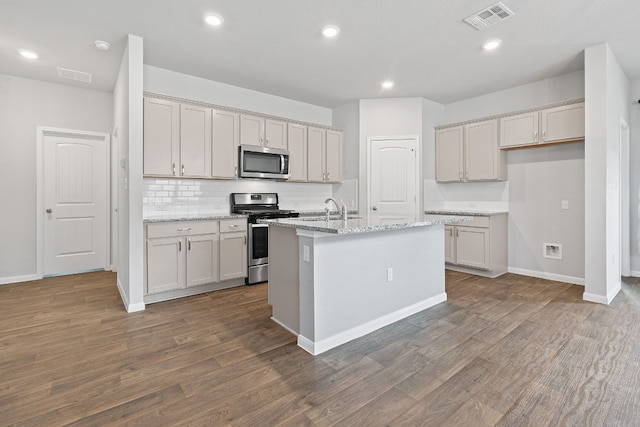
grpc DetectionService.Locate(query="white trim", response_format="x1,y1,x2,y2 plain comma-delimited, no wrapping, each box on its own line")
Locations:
366,135,421,217
629,270,640,278
0,274,39,285
117,278,145,312
296,292,447,356
36,126,111,279
584,282,620,305
507,267,584,286
620,117,630,277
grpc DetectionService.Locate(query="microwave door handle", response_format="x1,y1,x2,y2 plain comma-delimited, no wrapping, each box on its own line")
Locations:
281,155,285,173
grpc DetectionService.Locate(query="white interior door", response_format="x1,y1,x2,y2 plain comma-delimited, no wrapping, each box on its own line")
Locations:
369,138,417,214
42,130,109,276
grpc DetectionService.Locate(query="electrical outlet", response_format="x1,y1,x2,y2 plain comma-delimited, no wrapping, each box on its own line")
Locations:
303,245,310,262
387,267,393,282
561,200,569,210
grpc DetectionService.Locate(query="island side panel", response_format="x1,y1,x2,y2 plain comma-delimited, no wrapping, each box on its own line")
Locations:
268,225,300,335
298,224,446,353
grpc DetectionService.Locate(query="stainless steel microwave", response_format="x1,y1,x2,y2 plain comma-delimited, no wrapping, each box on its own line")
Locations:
239,145,290,180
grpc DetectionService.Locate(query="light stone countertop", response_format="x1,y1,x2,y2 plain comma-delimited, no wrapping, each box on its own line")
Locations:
424,209,508,216
259,213,472,235
143,213,248,223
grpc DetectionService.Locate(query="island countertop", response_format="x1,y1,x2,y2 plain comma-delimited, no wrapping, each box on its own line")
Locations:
259,213,471,235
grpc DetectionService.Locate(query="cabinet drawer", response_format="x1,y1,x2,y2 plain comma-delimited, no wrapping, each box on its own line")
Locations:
220,218,247,233
460,216,490,228
147,221,219,238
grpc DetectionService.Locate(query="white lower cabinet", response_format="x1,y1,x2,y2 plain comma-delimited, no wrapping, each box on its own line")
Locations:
145,219,247,299
444,214,507,278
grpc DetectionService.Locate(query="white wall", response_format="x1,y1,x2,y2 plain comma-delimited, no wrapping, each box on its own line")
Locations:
584,43,629,304
357,98,424,212
630,78,640,275
114,35,145,312
143,66,332,126
0,74,112,284
433,71,586,282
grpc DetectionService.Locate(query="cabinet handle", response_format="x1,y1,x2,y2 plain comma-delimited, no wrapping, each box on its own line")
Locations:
465,171,469,180
178,240,182,252
188,238,191,251
229,224,238,228
542,131,546,141
243,235,246,245
172,163,176,176
326,172,330,181
534,131,538,142
234,166,238,177
181,164,185,175
177,227,191,232
459,172,462,181
265,138,269,145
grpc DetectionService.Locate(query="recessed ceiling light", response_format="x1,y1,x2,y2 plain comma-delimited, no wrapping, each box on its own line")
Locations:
381,80,394,89
483,39,502,50
322,25,340,38
204,13,224,26
18,49,38,60
94,40,111,51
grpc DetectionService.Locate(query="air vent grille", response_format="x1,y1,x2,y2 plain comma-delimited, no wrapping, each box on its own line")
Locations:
57,67,93,83
464,2,514,30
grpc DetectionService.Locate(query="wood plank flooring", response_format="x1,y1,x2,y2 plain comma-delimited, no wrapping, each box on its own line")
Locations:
1,270,639,426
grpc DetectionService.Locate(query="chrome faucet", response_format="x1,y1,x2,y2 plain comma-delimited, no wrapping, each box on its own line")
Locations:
325,197,347,220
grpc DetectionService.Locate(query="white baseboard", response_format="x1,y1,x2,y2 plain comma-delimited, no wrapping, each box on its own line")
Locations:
270,316,298,336
583,282,621,305
629,270,640,278
297,292,448,356
0,274,39,285
116,277,145,313
507,267,584,286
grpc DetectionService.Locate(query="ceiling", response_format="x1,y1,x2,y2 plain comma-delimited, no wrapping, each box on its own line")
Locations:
2,0,639,108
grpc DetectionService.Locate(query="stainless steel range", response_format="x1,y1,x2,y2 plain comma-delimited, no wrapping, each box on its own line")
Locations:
230,193,299,284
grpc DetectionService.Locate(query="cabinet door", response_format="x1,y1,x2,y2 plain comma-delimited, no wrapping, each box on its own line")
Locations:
456,226,490,270
212,110,240,178
265,119,287,149
500,111,539,148
287,123,307,181
541,102,585,143
239,114,264,146
325,130,343,183
180,104,212,177
444,226,456,264
186,234,219,287
220,233,247,280
143,98,179,176
146,237,185,294
465,119,499,181
307,126,326,182
435,126,464,182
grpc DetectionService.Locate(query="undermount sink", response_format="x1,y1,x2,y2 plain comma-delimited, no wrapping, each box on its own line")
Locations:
298,215,363,222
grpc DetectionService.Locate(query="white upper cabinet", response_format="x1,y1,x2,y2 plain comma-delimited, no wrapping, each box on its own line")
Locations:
435,126,464,182
500,111,539,148
500,101,584,149
239,114,265,147
212,110,240,179
240,114,287,149
287,123,307,182
143,98,180,176
541,102,585,143
264,119,288,149
436,120,504,182
465,119,504,181
180,104,212,178
325,129,343,183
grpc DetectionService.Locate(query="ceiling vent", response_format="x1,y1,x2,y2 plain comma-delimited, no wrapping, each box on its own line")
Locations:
464,2,515,30
57,67,93,83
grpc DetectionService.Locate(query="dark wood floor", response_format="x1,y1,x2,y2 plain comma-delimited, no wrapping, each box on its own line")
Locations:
1,271,639,426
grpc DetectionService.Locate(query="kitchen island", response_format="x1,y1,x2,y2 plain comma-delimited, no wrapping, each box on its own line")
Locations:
261,213,471,355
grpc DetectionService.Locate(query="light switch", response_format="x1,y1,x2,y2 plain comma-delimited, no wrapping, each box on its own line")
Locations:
303,245,310,262
561,200,569,210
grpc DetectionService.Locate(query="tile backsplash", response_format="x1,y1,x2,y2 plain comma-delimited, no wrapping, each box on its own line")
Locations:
143,178,344,217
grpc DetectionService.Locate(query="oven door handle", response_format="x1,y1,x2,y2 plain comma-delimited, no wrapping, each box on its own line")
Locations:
252,223,269,229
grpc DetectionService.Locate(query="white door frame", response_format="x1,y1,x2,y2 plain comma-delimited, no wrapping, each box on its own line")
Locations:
620,118,630,277
366,135,421,216
36,126,111,279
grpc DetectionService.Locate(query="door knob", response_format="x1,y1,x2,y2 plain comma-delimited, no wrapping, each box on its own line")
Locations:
372,206,378,211
46,208,52,214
